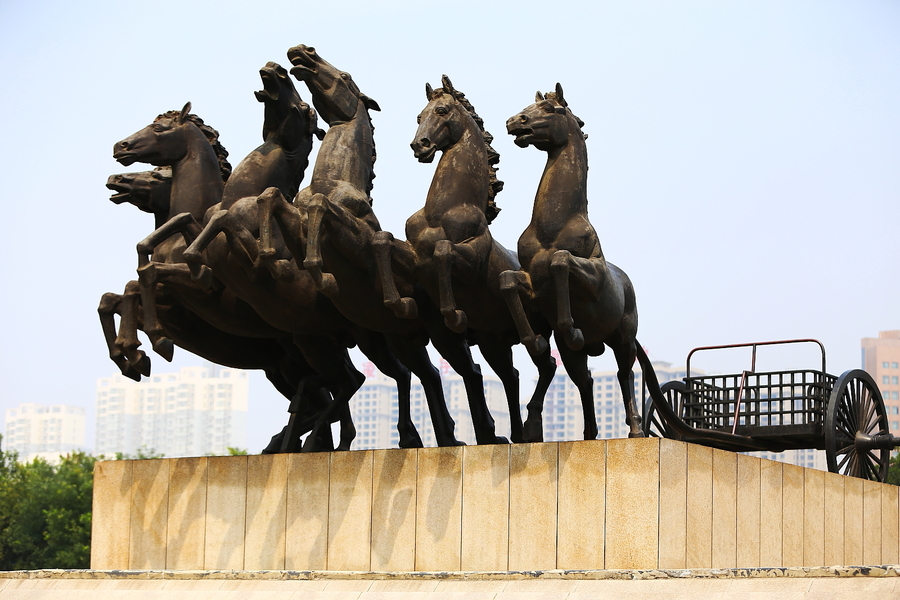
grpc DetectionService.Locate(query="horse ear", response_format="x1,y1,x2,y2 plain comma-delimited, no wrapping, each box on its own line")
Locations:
441,74,455,95
361,94,381,112
535,91,544,102
179,102,192,124
425,82,433,100
555,83,567,107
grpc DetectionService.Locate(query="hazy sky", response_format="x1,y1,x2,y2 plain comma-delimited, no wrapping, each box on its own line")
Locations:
1,0,897,451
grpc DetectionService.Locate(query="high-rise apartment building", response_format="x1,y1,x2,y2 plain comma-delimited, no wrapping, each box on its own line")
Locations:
861,330,900,433
348,363,510,449
3,403,86,462
95,365,248,458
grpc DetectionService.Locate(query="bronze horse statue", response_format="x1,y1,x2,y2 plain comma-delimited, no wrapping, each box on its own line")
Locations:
501,84,642,441
175,61,427,451
257,46,510,446
373,76,557,443
112,98,359,451
99,167,341,452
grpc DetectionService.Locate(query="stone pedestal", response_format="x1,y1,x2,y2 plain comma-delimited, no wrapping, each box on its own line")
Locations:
91,438,900,571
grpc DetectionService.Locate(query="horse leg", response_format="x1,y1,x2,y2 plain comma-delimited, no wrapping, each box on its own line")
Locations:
430,332,507,445
98,291,142,381
434,239,467,333
372,231,418,319
556,338,597,440
356,331,423,449
521,336,558,443
612,340,643,438
499,269,548,357
550,250,585,351
476,337,524,443
136,212,201,269
115,280,152,377
183,210,264,284
301,193,339,297
390,337,463,447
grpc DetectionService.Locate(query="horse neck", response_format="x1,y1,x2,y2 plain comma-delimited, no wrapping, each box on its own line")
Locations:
425,122,490,216
168,128,224,220
310,102,374,193
531,126,589,226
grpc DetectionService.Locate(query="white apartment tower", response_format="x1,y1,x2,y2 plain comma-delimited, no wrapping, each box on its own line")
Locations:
95,365,248,457
3,403,86,461
348,362,511,450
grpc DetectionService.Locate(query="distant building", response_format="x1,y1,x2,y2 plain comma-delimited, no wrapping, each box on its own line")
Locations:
95,366,248,458
861,330,900,434
3,403,86,462
348,362,510,449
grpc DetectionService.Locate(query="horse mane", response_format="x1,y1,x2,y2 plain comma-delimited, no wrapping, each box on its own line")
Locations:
434,86,503,223
156,111,233,182
543,91,588,141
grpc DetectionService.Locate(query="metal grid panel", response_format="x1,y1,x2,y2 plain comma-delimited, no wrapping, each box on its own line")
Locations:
683,371,835,432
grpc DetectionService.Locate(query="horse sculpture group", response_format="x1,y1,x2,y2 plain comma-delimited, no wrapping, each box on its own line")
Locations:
100,44,645,453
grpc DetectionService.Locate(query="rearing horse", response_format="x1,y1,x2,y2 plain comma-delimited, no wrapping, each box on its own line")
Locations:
374,75,557,443
258,46,508,446
501,84,642,440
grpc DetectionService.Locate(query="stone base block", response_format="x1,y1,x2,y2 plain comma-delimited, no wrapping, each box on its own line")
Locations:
91,438,900,571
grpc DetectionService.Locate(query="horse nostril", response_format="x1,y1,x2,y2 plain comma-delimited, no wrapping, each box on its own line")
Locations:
420,139,431,147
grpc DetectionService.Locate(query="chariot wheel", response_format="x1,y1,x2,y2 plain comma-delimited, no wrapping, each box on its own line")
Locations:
825,370,890,482
642,380,687,440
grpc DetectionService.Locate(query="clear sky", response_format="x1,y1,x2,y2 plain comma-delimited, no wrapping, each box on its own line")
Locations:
0,0,897,452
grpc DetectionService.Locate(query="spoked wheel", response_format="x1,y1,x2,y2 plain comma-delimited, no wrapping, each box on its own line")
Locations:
825,370,890,482
642,380,687,440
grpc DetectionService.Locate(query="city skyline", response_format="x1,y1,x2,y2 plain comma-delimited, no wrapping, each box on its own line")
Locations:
1,2,897,455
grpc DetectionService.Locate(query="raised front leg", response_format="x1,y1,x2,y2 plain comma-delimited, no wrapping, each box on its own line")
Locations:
135,262,175,362
499,269,548,357
256,187,305,280
114,280,152,377
433,240,467,333
302,193,339,297
136,212,202,269
98,291,143,381
550,250,584,351
372,231,417,319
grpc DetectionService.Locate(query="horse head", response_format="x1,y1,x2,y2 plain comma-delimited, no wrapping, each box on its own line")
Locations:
506,84,586,151
286,44,380,125
114,103,198,167
114,103,229,219
410,75,471,163
106,168,172,215
256,61,324,148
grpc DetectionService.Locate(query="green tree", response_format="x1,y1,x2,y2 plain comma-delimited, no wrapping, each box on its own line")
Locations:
226,447,248,456
0,436,95,570
887,452,900,486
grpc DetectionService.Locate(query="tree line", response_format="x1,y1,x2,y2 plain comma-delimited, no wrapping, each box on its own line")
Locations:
0,436,246,570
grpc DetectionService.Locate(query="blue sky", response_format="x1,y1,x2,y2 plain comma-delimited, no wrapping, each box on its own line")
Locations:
1,0,898,450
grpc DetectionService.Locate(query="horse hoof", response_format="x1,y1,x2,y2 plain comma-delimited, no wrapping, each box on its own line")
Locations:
444,310,467,333
275,260,295,282
494,436,511,445
526,335,549,358
153,337,175,362
390,297,417,319
523,420,544,442
123,364,142,382
565,328,585,351
193,265,214,288
133,352,152,377
398,429,424,449
320,273,339,297
628,431,645,439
